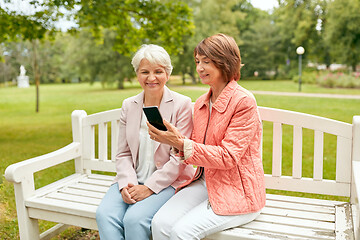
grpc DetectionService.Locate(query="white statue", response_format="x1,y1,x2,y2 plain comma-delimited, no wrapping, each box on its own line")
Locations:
20,65,26,76
17,65,29,88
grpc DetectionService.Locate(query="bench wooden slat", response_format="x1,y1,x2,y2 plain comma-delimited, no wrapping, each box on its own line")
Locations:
83,125,95,174
206,228,318,240
46,192,101,206
335,203,354,240
266,193,344,207
59,187,105,199
32,174,84,197
292,126,303,179
87,173,115,181
261,206,335,222
98,122,108,161
265,175,350,196
70,182,109,193
111,119,120,161
336,136,352,183
265,199,334,214
256,214,334,230
82,109,121,127
83,159,116,172
241,220,334,239
28,208,98,230
26,197,97,218
272,122,282,177
314,130,324,180
78,177,113,187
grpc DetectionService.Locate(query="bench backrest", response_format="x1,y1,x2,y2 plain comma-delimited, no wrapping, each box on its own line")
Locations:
72,106,354,197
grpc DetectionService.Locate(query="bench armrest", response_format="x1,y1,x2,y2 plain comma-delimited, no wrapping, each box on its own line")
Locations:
5,142,81,183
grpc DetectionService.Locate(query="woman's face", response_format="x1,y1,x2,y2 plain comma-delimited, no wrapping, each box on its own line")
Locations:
137,59,169,93
195,54,223,86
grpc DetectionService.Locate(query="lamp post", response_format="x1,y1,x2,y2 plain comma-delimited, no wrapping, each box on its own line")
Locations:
296,46,305,92
2,51,9,87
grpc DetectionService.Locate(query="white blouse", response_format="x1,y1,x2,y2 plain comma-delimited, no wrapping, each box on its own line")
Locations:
136,111,156,184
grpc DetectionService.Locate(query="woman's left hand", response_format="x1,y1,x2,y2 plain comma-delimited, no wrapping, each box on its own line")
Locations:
147,120,184,150
127,184,154,202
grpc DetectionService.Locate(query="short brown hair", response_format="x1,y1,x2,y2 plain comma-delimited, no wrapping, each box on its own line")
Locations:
194,33,241,82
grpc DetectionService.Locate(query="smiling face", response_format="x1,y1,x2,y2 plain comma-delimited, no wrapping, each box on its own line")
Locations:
195,54,223,87
137,58,169,94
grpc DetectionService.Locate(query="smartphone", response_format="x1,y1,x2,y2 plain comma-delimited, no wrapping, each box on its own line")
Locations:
143,106,167,131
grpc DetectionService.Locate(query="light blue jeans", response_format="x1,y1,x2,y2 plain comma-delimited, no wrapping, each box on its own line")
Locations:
96,183,175,240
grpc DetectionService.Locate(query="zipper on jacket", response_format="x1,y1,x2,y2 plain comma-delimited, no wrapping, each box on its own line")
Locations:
207,200,212,210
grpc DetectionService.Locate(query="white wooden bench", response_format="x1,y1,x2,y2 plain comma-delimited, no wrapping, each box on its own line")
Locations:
5,106,360,240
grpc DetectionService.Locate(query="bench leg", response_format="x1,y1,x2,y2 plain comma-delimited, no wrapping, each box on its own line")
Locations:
14,183,40,240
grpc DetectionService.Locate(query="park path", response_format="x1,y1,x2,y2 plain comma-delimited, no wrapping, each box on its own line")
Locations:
172,85,360,100
251,90,360,99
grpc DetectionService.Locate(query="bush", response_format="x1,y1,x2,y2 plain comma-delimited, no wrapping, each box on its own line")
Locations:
317,72,360,88
292,70,318,84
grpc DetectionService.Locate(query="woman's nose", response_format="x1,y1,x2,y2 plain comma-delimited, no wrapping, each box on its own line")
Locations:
197,64,204,72
148,73,156,80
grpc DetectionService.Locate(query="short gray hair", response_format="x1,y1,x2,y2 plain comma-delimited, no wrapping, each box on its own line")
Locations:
131,44,173,76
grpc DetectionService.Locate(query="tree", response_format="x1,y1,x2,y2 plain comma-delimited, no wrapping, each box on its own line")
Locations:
34,0,194,55
324,0,360,71
273,0,322,72
1,1,57,112
240,14,284,79
173,0,246,84
1,0,194,97
72,29,134,89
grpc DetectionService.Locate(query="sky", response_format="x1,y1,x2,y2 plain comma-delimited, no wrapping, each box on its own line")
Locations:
251,0,279,11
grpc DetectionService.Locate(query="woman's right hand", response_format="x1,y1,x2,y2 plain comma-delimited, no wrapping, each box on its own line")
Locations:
147,119,184,151
121,184,136,204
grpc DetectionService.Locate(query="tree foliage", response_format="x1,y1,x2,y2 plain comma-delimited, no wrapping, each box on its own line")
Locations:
1,0,194,89
1,0,360,88
1,0,194,55
173,0,246,83
0,3,51,43
324,0,360,71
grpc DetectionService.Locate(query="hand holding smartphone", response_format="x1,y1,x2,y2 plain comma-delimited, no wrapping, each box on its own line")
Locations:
143,106,167,131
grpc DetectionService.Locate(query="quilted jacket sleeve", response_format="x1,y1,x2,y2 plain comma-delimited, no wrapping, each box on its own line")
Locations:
184,96,261,170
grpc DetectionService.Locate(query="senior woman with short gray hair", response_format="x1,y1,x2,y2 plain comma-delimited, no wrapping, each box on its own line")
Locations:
96,44,195,240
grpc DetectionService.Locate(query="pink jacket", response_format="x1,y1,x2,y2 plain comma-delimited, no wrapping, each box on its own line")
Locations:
180,80,266,215
113,86,195,194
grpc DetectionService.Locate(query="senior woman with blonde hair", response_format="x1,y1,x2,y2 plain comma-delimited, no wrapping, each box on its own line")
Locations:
149,34,266,240
96,44,195,240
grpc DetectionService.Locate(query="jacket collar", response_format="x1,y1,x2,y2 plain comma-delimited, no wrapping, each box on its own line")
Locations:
198,80,238,113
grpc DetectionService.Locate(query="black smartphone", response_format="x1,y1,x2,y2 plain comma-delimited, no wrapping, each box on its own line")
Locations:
143,106,167,131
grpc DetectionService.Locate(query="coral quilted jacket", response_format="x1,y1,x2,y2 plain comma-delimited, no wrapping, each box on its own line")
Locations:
182,80,266,215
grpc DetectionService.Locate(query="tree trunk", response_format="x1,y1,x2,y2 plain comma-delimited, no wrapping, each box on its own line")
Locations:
117,78,124,89
189,72,197,84
32,40,40,113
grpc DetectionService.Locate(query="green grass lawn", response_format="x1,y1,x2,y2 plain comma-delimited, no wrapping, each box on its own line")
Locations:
173,76,360,95
1,80,359,239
